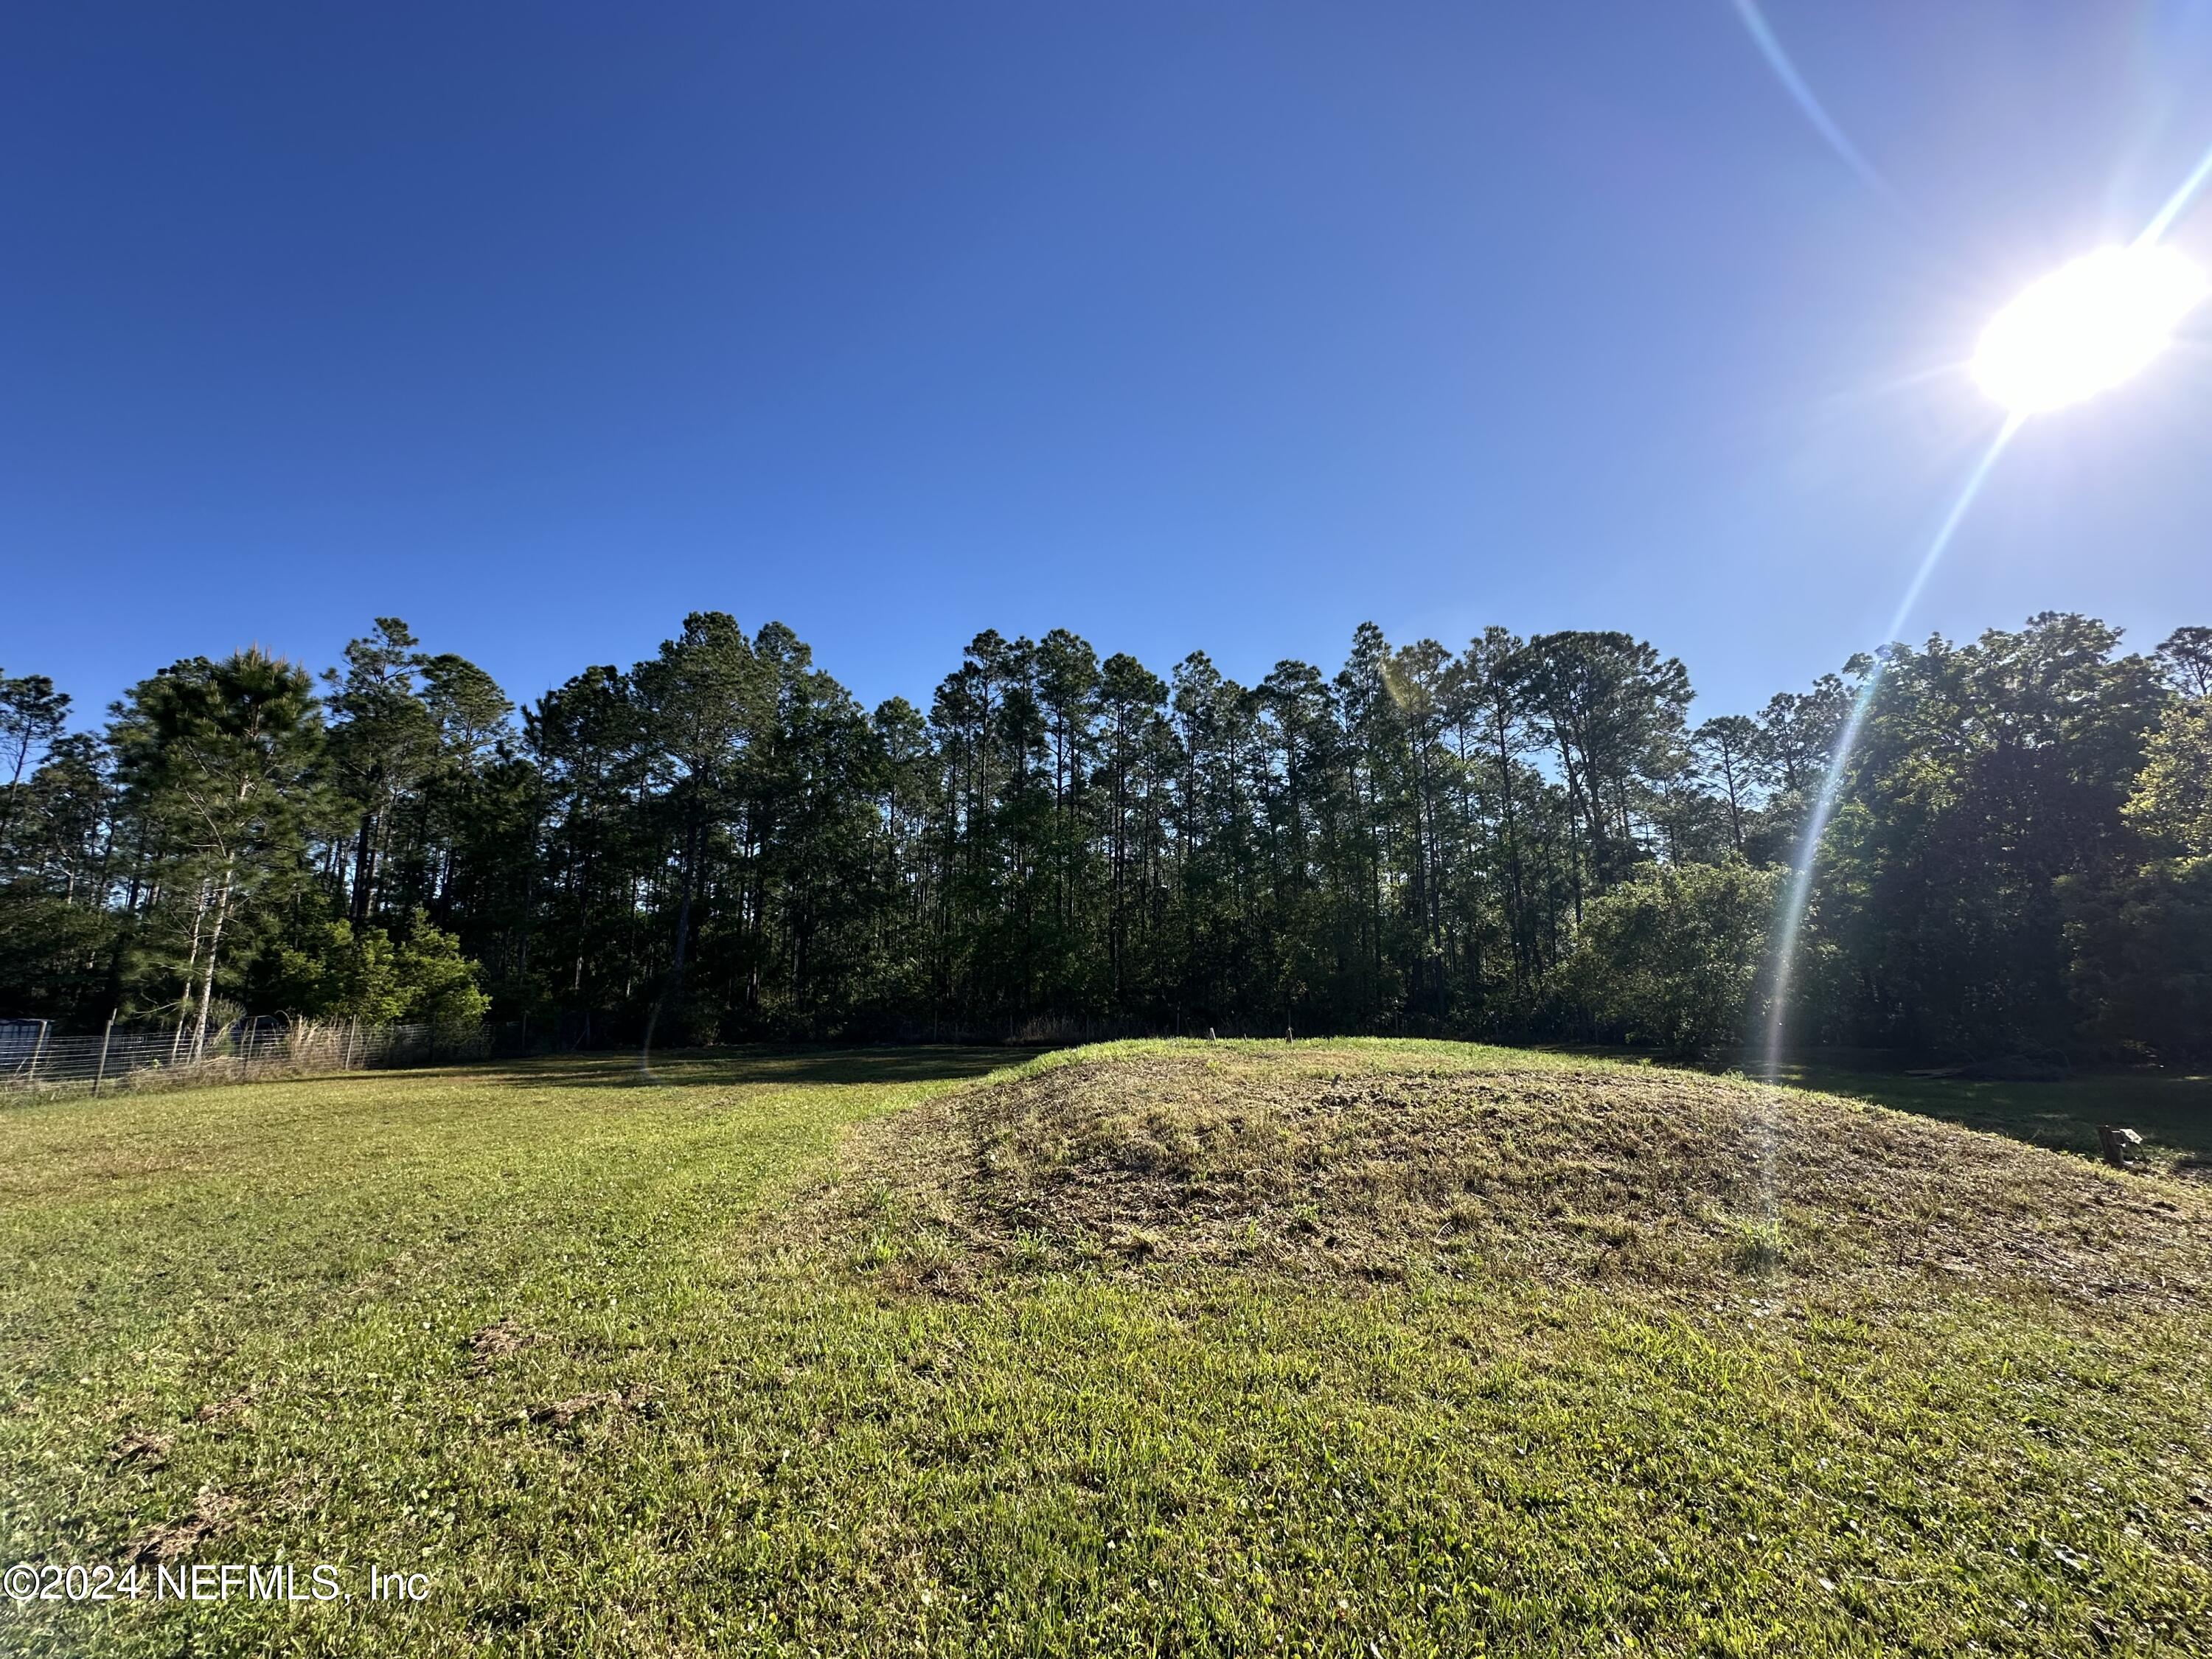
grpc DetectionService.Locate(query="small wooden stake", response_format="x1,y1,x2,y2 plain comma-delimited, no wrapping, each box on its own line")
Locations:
91,1009,116,1097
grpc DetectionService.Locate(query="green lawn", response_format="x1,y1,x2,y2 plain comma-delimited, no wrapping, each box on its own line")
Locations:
3,1043,2208,1655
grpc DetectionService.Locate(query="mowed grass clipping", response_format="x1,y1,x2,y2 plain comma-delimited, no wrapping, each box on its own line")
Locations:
1,1042,2208,1657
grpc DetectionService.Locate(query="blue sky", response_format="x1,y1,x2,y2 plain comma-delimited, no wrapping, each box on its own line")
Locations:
5,1,2211,723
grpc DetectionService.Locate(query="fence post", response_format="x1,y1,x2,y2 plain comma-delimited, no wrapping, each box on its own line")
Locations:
91,1010,116,1097
25,1020,48,1088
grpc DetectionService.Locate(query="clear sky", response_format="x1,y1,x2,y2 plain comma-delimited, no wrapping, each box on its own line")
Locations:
5,1,2210,723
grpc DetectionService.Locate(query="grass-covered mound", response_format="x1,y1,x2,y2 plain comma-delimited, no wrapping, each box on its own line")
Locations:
832,1040,2211,1310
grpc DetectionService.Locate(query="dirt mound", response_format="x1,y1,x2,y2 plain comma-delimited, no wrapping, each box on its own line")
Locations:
828,1047,2212,1308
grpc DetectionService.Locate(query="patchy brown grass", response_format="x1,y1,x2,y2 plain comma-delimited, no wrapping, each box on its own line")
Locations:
189,1388,257,1425
128,1486,238,1563
816,1044,2212,1310
463,1317,545,1374
105,1430,170,1470
527,1385,655,1430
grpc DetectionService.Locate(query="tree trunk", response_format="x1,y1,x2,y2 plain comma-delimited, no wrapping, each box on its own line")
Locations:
171,877,212,1060
350,807,378,922
191,855,237,1060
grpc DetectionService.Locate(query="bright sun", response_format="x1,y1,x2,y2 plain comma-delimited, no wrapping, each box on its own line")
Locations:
1972,243,2210,414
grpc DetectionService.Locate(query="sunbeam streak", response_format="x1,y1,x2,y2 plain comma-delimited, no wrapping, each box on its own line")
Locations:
2138,135,2212,247
1760,413,2024,1090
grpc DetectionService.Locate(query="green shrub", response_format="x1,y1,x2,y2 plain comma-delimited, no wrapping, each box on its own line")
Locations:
1562,858,1781,1055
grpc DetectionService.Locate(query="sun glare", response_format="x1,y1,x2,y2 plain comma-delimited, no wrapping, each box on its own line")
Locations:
1972,243,2209,414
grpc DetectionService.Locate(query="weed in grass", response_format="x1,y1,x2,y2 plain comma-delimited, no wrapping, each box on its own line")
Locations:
1731,1217,1790,1275
1001,1228,1055,1273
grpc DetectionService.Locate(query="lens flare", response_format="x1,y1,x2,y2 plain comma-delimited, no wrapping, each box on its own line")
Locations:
1761,414,2023,1093
1728,0,1894,199
1972,244,2209,414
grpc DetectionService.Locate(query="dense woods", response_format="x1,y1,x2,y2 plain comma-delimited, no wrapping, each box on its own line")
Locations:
3,611,2206,1063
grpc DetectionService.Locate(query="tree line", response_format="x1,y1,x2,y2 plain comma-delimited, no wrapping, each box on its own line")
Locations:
2,610,2205,1062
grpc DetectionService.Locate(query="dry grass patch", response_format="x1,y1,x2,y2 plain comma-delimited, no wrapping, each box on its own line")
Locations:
526,1385,655,1430
462,1317,546,1374
127,1486,239,1563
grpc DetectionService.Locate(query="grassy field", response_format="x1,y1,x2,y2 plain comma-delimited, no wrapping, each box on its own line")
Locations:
3,1041,2209,1656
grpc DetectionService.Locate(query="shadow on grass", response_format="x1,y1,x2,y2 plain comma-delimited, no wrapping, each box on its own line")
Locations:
1771,1064,2212,1163
467,1044,1020,1091
1540,1042,2212,1166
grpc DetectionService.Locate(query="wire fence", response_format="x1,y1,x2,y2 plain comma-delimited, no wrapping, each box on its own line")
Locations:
0,1017,492,1101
